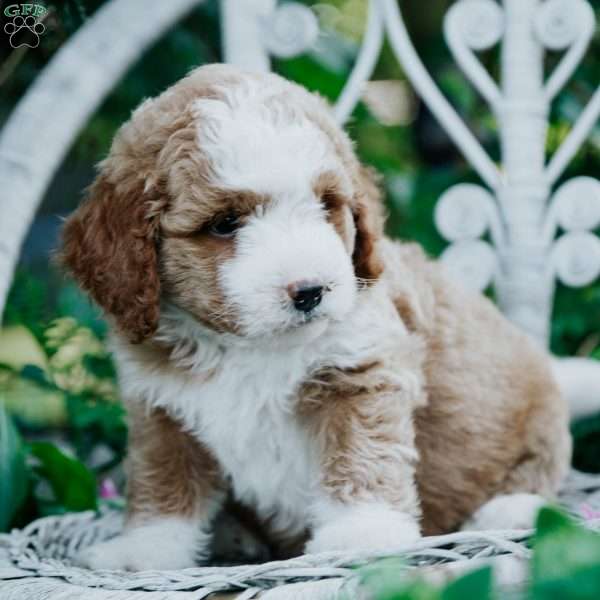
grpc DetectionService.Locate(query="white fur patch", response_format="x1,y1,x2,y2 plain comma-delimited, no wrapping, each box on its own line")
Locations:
219,197,357,338
113,283,415,540
306,501,421,554
192,79,344,196
76,517,207,571
461,493,547,531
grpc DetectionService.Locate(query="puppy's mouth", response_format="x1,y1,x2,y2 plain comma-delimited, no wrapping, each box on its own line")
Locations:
296,309,325,325
281,314,330,345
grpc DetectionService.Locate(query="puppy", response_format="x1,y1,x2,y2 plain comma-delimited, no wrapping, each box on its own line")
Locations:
61,64,571,571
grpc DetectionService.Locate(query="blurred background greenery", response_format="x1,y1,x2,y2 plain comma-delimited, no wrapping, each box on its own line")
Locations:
0,0,599,556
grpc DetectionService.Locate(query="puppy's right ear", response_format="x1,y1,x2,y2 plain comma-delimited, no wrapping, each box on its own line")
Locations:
60,170,163,343
351,166,384,283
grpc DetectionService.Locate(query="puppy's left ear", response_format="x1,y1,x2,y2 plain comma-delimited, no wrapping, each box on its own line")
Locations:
60,168,163,344
352,166,385,282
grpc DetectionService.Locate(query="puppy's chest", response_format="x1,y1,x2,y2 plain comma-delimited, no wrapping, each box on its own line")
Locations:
192,351,320,526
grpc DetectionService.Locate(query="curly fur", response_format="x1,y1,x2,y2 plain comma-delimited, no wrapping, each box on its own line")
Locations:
61,64,571,570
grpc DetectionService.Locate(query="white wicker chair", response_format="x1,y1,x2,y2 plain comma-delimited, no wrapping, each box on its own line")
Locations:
1,1,599,598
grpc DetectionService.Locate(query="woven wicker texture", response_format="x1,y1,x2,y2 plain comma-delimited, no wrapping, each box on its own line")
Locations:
1,470,599,599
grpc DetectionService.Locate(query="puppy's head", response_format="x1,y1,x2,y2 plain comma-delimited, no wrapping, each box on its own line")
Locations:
61,65,384,344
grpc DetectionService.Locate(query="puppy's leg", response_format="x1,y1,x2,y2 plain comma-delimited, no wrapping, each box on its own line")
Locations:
306,500,421,554
462,449,568,532
304,368,425,554
462,493,547,531
464,386,571,532
77,405,224,571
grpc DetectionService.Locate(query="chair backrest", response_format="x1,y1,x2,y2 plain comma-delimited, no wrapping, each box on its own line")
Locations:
0,0,598,350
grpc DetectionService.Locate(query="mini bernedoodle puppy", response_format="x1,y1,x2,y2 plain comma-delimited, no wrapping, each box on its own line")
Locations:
61,64,571,571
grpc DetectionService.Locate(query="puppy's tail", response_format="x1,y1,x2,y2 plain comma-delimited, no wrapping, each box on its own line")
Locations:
552,357,600,421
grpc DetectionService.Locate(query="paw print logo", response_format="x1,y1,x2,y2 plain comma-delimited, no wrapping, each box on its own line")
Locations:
4,15,45,48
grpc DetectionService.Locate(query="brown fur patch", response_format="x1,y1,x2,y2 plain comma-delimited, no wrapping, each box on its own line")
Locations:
313,171,351,243
159,233,238,334
126,402,224,521
383,240,571,534
299,338,427,519
351,167,385,282
60,175,163,343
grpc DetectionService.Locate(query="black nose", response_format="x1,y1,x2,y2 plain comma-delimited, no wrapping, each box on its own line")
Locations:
289,284,324,313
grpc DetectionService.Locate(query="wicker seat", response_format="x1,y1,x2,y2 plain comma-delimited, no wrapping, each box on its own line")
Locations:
0,471,599,598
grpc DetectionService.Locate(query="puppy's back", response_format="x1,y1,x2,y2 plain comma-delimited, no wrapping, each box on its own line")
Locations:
382,240,571,533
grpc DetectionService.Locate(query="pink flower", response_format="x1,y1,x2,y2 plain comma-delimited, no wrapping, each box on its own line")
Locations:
99,478,119,499
580,503,600,521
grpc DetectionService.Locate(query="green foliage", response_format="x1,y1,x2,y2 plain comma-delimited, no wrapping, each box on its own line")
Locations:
356,558,440,600
0,404,100,530
356,562,493,600
3,271,49,344
66,393,126,463
572,415,600,473
0,405,29,531
360,508,600,600
0,315,125,531
30,442,97,513
532,508,600,600
441,567,493,600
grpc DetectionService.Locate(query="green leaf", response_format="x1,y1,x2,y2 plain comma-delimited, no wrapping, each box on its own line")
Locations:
19,364,54,389
571,413,600,474
29,442,97,512
533,507,600,583
363,577,440,600
535,506,574,540
0,404,29,531
82,354,116,380
1,373,67,428
66,394,126,442
357,558,441,600
441,567,493,600
0,325,48,371
533,565,600,600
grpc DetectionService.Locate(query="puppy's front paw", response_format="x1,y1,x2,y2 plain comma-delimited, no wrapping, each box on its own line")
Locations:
306,503,420,554
75,518,208,571
461,493,547,531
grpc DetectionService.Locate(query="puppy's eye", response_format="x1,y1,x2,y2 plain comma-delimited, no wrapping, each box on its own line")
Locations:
210,213,240,237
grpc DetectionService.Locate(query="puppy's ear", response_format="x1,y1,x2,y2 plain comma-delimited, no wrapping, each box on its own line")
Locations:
60,170,162,343
352,166,384,283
